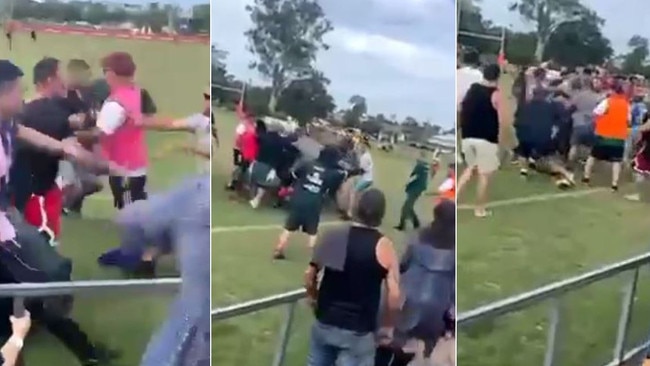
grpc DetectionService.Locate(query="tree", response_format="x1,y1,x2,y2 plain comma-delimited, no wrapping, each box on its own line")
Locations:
621,35,650,76
342,95,368,128
509,0,590,61
543,15,612,67
190,4,210,33
277,72,336,125
245,0,333,113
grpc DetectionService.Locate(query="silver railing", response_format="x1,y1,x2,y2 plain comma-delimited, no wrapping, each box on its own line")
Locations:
0,278,181,315
458,252,650,366
212,288,307,366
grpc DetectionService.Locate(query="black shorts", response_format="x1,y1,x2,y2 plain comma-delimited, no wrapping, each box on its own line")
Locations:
232,148,242,166
590,139,625,162
108,175,147,209
514,140,555,160
284,202,320,235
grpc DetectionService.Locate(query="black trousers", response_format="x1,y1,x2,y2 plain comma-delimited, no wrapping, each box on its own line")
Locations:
108,175,147,209
374,346,414,366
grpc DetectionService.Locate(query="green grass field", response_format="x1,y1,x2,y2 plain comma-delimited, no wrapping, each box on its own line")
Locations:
211,109,452,365
457,75,650,365
3,32,208,365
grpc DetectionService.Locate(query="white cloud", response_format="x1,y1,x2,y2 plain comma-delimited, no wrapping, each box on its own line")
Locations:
213,0,456,124
329,27,454,80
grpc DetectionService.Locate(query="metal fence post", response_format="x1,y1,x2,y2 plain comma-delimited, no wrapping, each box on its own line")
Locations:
12,297,24,317
272,300,297,366
544,297,564,366
613,268,640,363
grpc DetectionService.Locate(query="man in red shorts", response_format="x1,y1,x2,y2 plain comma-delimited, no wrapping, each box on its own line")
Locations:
16,58,85,245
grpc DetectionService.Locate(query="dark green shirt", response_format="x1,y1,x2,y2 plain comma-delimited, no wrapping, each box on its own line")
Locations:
292,162,346,209
405,159,429,193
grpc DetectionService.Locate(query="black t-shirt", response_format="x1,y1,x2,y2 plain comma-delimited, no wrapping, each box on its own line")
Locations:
140,89,157,115
15,98,74,195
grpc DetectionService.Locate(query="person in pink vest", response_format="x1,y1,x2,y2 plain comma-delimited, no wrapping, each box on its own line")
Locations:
96,52,151,209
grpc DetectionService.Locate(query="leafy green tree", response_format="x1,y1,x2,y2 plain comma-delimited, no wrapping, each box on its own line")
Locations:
509,0,589,61
543,14,612,67
621,35,650,76
245,0,333,112
277,72,335,125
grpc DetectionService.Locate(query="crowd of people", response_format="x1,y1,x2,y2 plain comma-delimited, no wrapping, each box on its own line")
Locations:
220,90,457,365
458,49,650,216
0,46,210,364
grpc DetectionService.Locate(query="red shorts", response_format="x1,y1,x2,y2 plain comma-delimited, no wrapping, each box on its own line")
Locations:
24,186,62,243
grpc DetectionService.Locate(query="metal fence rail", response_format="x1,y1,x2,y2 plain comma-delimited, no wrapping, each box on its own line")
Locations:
212,288,306,366
0,278,181,315
458,252,650,366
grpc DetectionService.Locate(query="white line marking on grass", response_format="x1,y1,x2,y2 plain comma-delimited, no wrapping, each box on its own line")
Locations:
211,220,344,233
458,188,605,210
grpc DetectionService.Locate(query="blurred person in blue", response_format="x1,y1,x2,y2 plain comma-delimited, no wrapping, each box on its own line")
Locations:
375,199,455,366
107,174,210,366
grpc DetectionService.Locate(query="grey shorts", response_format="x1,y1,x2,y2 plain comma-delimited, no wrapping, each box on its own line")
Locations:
570,124,595,146
58,161,99,188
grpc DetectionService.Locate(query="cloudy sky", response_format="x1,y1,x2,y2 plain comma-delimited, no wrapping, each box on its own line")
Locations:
482,1,649,54
213,0,456,126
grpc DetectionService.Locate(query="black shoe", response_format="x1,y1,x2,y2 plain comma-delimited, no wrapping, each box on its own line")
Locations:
413,221,421,229
82,342,121,365
581,177,590,185
611,185,618,192
133,261,156,278
273,250,286,260
225,183,236,191
394,225,404,232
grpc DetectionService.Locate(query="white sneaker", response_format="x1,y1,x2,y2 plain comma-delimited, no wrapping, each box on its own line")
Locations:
625,194,641,202
249,199,260,209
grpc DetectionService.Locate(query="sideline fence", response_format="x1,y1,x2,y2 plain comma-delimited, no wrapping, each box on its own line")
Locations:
2,278,181,315
212,289,306,366
458,252,650,366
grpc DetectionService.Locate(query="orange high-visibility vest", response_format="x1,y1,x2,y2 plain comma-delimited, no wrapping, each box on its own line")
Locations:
436,176,456,203
594,94,630,140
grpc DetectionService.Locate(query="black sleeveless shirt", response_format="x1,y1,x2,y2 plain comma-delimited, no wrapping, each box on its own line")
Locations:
460,83,499,144
315,226,387,333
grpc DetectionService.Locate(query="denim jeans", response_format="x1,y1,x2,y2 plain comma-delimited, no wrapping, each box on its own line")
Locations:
306,321,376,366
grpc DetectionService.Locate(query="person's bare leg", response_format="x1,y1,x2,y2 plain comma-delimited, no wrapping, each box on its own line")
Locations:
347,189,357,218
548,160,575,186
307,234,317,249
583,156,596,183
626,173,644,201
273,229,291,259
142,247,159,262
456,166,475,195
518,156,530,177
475,171,492,217
612,161,621,190
250,187,265,208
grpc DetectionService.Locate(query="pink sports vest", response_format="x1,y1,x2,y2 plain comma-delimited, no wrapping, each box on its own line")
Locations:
101,85,148,171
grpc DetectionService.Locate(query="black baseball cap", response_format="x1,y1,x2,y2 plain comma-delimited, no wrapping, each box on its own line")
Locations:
0,60,23,84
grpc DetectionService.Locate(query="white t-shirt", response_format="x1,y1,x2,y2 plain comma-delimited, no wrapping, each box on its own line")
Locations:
97,101,147,177
457,66,483,109
359,151,373,182
183,113,211,173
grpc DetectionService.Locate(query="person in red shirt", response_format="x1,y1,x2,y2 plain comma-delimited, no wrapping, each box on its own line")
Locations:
226,93,258,190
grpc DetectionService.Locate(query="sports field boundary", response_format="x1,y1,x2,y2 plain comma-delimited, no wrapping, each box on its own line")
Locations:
211,188,607,233
458,188,605,210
